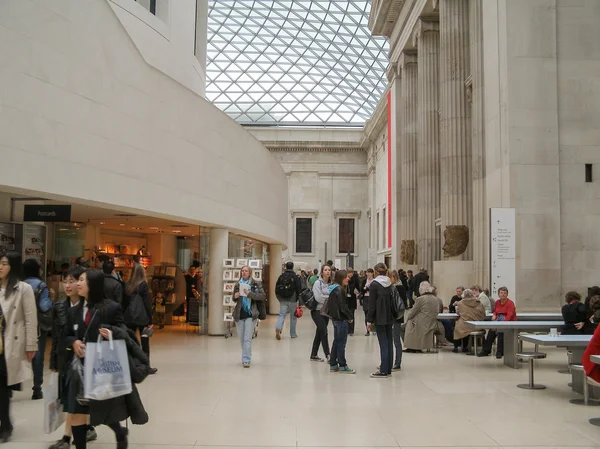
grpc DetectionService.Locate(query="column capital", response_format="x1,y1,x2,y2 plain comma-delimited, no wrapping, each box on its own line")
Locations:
398,51,417,70
412,20,439,48
432,0,439,11
387,62,399,82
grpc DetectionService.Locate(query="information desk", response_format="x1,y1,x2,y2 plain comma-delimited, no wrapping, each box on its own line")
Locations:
465,321,565,369
520,334,592,395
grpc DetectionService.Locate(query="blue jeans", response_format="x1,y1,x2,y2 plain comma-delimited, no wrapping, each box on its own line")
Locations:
32,328,47,394
275,301,297,337
392,321,403,368
237,318,256,364
376,324,393,375
330,320,349,368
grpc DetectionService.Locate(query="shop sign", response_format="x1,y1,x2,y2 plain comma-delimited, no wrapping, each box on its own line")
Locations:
23,205,71,222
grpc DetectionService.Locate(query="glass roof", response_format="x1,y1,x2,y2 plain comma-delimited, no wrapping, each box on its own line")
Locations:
206,1,389,126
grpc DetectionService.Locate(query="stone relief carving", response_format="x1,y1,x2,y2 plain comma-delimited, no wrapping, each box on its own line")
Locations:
442,225,469,257
400,239,416,265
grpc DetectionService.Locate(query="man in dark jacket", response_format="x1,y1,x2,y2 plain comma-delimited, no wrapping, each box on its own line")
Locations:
345,269,360,335
103,261,124,304
411,267,429,299
367,264,396,378
275,262,302,340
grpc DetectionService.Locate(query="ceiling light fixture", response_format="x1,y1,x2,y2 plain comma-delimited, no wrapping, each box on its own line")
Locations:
119,223,125,227
100,222,105,225
172,230,182,234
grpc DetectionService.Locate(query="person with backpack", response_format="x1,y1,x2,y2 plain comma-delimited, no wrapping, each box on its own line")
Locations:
274,261,302,340
22,258,52,400
102,261,124,304
391,270,407,371
232,266,266,367
367,263,395,378
310,265,331,362
124,263,157,374
326,270,355,374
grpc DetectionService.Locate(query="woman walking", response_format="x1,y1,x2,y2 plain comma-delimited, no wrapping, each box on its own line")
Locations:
66,269,137,449
360,269,374,336
0,252,38,442
49,266,97,449
310,265,331,362
124,264,156,374
232,266,266,368
327,270,355,374
367,263,395,378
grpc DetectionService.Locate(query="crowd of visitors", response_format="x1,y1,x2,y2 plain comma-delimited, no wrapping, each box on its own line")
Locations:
0,250,158,448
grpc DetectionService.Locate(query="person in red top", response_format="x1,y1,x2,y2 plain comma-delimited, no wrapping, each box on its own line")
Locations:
477,287,517,358
583,296,600,383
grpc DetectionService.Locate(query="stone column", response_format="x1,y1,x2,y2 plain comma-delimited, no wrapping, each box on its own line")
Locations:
470,0,487,286
388,63,402,268
268,244,282,315
398,52,418,266
208,228,228,335
413,20,440,273
439,0,472,260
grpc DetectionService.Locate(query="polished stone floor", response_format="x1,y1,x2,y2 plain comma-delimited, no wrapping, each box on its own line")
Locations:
6,311,600,448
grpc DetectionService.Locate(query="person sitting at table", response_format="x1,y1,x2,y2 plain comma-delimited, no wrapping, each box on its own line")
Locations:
585,287,600,334
583,296,600,383
453,289,486,353
477,286,516,359
471,285,492,314
449,286,464,313
403,281,447,353
562,291,588,335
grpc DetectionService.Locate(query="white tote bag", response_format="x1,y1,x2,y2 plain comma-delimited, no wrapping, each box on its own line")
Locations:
84,333,132,401
43,373,65,434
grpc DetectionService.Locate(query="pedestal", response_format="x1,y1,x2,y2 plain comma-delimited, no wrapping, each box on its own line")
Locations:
208,228,229,336
432,260,473,305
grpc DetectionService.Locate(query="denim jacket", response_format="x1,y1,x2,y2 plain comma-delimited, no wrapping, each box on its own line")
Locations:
24,277,52,313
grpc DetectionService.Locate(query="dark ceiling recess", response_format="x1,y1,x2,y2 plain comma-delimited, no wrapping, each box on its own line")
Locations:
114,213,138,217
170,225,188,228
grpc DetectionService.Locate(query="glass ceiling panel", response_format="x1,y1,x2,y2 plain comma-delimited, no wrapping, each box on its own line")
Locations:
207,1,389,126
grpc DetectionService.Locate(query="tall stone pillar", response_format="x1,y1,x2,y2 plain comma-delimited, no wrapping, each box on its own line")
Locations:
439,0,472,261
398,52,418,267
413,20,440,273
268,244,282,315
388,63,402,269
208,228,228,335
470,0,487,287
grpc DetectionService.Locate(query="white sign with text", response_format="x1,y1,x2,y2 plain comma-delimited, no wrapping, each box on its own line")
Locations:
490,208,516,303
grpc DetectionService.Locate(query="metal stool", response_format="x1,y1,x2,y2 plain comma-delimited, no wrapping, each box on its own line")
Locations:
569,365,600,406
516,352,547,390
427,333,439,353
469,330,485,355
558,350,572,375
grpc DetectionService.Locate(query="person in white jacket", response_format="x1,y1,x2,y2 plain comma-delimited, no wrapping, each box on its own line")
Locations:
471,285,492,313
310,265,332,362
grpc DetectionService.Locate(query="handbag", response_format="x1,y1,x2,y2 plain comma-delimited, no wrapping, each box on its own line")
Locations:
294,306,303,318
256,299,267,320
299,288,318,311
84,333,132,401
43,373,65,434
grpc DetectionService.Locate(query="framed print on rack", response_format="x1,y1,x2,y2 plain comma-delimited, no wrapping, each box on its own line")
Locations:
222,270,233,281
165,267,176,277
236,258,249,268
223,295,233,306
224,312,234,322
232,269,241,280
252,270,262,282
223,282,236,293
249,259,261,269
223,259,234,268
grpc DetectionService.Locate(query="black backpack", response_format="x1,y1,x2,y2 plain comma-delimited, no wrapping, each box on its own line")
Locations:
391,286,405,320
34,284,53,331
275,272,296,299
299,288,318,311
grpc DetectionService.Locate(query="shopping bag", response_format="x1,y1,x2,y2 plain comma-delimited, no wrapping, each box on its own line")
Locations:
43,373,65,434
84,333,132,401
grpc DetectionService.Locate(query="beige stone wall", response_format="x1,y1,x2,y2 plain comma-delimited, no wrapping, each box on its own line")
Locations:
557,0,600,296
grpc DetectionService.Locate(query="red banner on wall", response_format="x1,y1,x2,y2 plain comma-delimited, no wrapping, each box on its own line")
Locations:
386,91,392,249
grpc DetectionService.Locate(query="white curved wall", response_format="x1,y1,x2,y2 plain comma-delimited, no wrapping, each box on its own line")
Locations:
0,0,288,244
